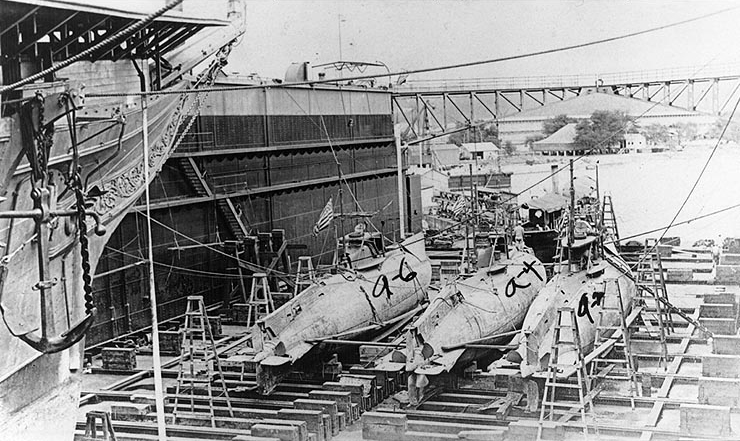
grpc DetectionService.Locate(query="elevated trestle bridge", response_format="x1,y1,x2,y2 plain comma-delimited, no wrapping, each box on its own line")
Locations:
392,62,740,143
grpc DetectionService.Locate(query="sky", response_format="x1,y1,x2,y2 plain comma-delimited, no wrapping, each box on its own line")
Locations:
227,0,740,82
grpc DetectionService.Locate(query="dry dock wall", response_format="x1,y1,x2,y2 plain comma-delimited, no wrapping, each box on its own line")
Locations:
88,85,420,346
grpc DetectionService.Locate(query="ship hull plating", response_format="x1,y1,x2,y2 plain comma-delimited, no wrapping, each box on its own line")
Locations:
252,232,432,394
515,246,635,377
408,250,546,376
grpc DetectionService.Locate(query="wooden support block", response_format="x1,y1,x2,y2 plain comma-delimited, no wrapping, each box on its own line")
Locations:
323,382,364,412
336,412,346,431
250,423,302,441
339,373,377,408
277,409,326,441
321,414,332,440
362,412,406,441
375,385,384,403
699,318,736,335
349,366,395,399
641,373,652,397
110,403,149,421
713,335,740,355
232,303,250,324
403,431,458,441
699,303,736,319
697,377,740,406
233,436,281,441
679,404,731,437
158,330,182,355
294,399,338,436
130,394,156,407
308,391,352,421
703,292,737,305
719,253,740,265
208,316,222,337
715,265,740,284
101,347,137,371
457,430,505,441
657,245,672,257
407,420,505,436
702,354,740,378
359,345,392,364
666,268,692,282
507,420,563,441
459,371,506,391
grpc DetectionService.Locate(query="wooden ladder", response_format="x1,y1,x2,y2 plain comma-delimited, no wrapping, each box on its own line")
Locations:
601,195,620,248
634,239,670,369
590,279,639,409
293,256,316,298
538,307,595,440
247,272,275,327
173,296,234,427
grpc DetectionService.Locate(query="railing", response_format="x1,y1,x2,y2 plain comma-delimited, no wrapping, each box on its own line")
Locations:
398,62,740,92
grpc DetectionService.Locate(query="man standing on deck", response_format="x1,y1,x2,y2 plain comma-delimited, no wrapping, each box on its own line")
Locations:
514,222,525,251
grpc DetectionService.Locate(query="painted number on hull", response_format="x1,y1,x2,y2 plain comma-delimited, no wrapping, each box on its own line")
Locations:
577,291,606,324
372,258,418,299
505,260,543,298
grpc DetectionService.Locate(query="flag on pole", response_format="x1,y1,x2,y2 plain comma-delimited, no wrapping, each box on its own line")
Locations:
452,197,467,217
313,197,334,236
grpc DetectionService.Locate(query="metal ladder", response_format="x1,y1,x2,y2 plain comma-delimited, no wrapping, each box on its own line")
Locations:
538,307,595,440
589,279,639,409
247,272,275,327
293,256,316,298
173,296,234,427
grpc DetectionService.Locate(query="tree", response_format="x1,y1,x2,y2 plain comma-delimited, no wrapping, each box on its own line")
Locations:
707,118,740,143
640,124,672,146
524,133,546,150
574,110,632,153
542,114,576,136
448,122,499,147
503,140,514,155
670,122,698,143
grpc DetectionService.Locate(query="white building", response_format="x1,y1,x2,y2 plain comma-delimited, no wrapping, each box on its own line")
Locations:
407,166,450,211
623,133,647,152
461,142,500,160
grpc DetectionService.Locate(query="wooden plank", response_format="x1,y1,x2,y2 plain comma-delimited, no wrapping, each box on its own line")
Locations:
641,309,700,430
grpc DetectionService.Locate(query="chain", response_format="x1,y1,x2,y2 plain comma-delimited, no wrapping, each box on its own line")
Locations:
72,171,94,315
63,96,95,315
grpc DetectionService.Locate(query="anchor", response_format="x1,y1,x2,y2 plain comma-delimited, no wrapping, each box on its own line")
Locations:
0,91,104,353
0,186,106,353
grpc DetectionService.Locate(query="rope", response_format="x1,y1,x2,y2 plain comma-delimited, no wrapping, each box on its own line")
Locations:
0,0,185,95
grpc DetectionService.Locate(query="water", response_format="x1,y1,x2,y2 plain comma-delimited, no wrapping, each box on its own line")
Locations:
504,147,740,246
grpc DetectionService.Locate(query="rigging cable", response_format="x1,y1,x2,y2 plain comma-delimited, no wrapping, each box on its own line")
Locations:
85,5,739,98
630,92,740,269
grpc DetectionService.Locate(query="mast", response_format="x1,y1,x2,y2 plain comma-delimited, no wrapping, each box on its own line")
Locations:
337,161,346,262
568,159,575,248
395,134,406,239
595,162,604,255
469,163,476,271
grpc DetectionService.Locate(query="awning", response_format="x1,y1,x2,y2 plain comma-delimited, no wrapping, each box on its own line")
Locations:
1,0,228,64
522,193,568,213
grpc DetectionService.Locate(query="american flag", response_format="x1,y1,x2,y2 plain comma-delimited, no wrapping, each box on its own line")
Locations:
313,198,334,236
451,197,468,217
